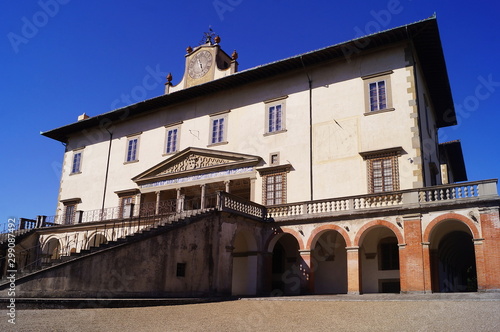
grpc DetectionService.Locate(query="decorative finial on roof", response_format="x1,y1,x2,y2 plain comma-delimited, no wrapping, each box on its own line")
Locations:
231,50,238,60
166,73,173,83
200,26,217,45
186,46,193,54
214,35,221,44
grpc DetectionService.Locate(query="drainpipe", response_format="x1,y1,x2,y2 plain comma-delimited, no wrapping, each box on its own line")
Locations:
301,56,314,201
101,129,113,220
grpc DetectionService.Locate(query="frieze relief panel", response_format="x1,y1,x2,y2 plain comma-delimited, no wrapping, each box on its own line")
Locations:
158,154,235,176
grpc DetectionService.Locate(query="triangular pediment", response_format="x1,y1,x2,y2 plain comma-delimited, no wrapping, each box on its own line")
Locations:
132,147,262,184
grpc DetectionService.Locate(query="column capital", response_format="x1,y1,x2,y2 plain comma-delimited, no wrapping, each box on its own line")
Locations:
402,213,421,221
345,246,360,252
479,206,499,214
473,238,485,245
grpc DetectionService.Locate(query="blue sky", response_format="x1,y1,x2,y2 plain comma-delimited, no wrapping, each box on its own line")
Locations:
1,0,499,226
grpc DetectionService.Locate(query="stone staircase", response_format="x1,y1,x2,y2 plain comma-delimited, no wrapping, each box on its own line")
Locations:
0,209,214,288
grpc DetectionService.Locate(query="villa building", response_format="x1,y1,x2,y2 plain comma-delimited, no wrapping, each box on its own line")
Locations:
1,16,499,297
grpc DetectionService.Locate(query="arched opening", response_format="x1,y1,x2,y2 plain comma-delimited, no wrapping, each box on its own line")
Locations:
312,230,347,294
359,226,400,293
43,238,61,261
87,233,107,249
429,220,477,292
231,229,258,296
270,233,301,295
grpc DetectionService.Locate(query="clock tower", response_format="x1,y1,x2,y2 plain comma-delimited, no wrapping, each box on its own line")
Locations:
165,34,239,94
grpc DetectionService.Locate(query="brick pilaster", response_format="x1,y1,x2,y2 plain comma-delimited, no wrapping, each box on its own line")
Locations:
346,246,360,294
399,215,426,293
479,208,500,290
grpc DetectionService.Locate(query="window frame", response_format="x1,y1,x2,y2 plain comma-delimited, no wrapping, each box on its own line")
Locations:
208,112,229,146
367,154,400,194
164,124,181,155
360,148,401,194
125,134,141,163
262,172,287,206
270,152,280,166
120,196,135,218
64,204,76,225
264,97,287,136
70,150,83,175
362,71,394,115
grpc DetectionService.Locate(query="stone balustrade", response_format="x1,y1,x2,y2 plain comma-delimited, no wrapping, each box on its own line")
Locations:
267,179,498,220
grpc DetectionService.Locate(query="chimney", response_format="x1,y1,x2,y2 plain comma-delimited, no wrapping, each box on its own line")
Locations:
78,113,90,121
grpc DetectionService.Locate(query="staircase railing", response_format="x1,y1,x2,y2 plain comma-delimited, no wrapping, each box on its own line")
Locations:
0,207,216,280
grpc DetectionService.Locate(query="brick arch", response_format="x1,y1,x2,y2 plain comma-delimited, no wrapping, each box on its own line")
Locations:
306,224,352,249
265,227,305,252
354,219,404,247
423,212,480,243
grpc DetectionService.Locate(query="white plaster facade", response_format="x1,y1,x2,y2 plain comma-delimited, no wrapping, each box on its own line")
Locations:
49,31,457,216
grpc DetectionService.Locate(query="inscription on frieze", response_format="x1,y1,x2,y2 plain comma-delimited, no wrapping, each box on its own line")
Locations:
158,154,233,176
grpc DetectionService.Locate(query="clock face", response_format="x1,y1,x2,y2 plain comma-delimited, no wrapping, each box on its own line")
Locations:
188,50,213,79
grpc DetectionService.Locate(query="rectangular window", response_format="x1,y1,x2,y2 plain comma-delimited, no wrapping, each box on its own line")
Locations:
270,152,280,166
64,204,76,225
176,263,186,277
212,118,224,144
268,105,282,132
209,113,228,145
125,136,139,163
372,158,393,193
264,173,286,205
362,71,393,114
265,97,287,135
120,196,134,218
71,152,82,174
366,154,399,194
369,80,387,112
166,128,178,154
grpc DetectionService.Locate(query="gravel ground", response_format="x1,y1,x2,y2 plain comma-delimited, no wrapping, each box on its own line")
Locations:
2,295,500,332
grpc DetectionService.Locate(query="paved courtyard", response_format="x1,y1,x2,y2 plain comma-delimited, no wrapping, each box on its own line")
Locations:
2,293,500,332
